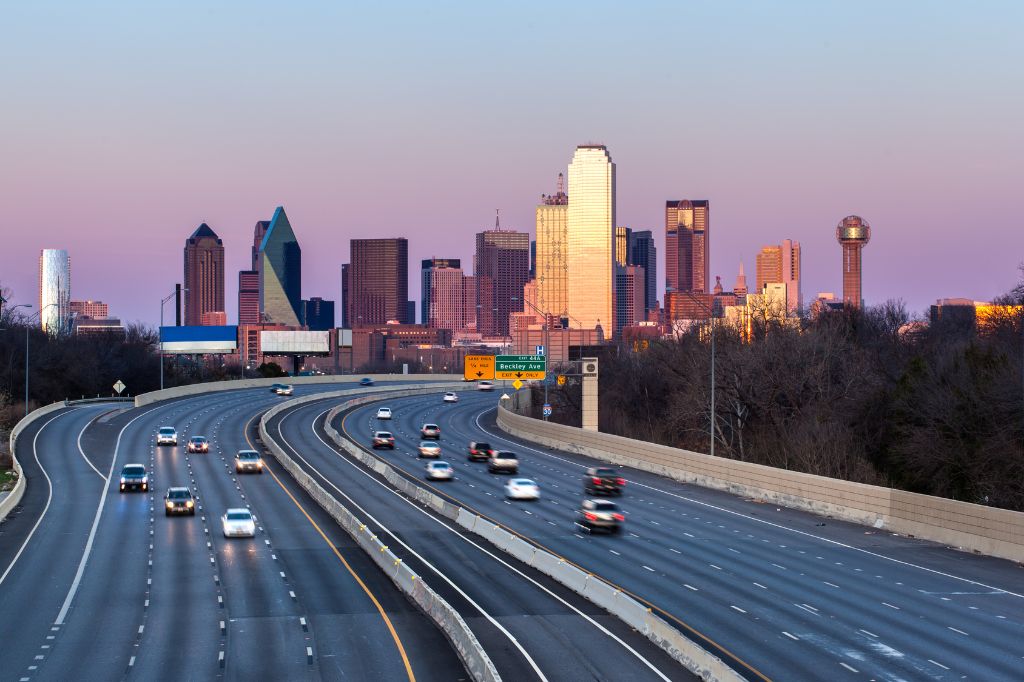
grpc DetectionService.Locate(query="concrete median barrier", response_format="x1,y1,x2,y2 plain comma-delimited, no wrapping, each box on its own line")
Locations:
2,401,72,524
504,535,537,565
456,508,479,533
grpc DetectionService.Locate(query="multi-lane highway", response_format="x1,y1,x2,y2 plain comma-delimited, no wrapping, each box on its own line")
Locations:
0,384,466,681
279,388,1023,681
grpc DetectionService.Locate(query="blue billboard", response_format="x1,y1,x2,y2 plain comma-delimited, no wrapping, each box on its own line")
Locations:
159,325,238,354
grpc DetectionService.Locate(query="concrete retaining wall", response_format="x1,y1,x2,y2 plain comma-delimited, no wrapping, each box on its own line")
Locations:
258,384,499,682
496,404,1024,564
1,401,73,524
320,397,743,682
134,373,463,407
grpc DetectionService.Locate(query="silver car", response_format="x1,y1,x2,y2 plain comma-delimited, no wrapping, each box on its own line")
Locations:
487,450,519,474
222,508,256,537
418,441,441,458
425,461,453,481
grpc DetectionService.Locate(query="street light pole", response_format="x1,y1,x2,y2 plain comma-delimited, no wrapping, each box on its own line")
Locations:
159,289,186,391
7,304,33,417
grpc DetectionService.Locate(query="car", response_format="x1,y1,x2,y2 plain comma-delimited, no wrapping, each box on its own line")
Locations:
376,407,392,420
164,487,196,516
487,450,519,474
372,431,396,449
420,423,441,439
574,499,624,534
272,383,294,396
156,427,177,446
478,381,494,391
584,467,625,496
425,461,453,481
222,508,256,537
418,441,441,458
186,436,209,453
442,392,459,403
467,441,494,462
360,377,375,386
505,478,539,500
119,463,149,492
235,450,264,474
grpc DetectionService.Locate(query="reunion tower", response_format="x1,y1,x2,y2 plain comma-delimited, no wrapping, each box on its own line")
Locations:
836,215,871,308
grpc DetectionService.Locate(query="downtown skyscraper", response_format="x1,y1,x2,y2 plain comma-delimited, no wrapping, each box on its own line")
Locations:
183,223,225,326
344,238,410,326
567,145,615,335
255,208,302,326
38,248,70,334
665,200,710,294
755,239,801,313
475,225,530,337
628,230,657,316
421,258,466,332
535,174,568,320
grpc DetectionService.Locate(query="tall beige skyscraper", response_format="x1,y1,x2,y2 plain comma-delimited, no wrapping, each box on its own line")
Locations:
567,145,615,335
535,174,568,319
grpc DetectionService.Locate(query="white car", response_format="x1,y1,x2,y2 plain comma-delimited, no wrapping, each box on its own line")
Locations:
156,427,177,446
425,461,453,481
478,381,494,391
222,508,256,537
376,407,392,420
418,441,441,458
505,478,540,500
443,392,459,403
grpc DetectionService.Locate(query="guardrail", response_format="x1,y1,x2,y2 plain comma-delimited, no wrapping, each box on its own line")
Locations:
496,404,1024,564
318,395,743,681
258,383,500,682
2,401,70,523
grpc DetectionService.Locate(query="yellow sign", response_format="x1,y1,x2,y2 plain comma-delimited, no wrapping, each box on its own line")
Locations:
512,379,523,390
464,354,495,381
557,375,566,385
496,370,546,381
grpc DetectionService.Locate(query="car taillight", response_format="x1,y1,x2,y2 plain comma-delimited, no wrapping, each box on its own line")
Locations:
584,512,598,521
616,478,626,486
592,477,602,484
612,513,625,522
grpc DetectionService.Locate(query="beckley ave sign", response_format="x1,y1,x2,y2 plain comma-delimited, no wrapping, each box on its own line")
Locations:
495,354,546,380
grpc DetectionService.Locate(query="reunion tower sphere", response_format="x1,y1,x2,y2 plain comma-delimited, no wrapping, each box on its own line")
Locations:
836,215,871,308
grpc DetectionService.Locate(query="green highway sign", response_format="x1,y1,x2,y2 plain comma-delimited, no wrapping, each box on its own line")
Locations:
495,354,546,380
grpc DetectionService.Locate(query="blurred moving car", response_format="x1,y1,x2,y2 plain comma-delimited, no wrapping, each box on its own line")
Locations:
235,450,264,474
478,381,494,391
420,423,441,439
487,450,519,474
271,384,294,396
584,467,625,496
504,478,539,500
442,392,459,403
376,407,392,420
164,487,195,516
222,508,256,537
156,427,177,446
467,441,494,462
119,463,148,492
418,441,441,458
574,499,624,534
372,431,396,449
186,436,209,453
425,461,453,481
360,377,375,386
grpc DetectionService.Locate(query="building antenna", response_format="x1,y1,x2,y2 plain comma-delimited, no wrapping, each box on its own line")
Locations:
557,172,564,196
495,208,501,231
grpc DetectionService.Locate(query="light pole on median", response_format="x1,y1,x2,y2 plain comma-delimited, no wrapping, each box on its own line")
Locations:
681,292,716,458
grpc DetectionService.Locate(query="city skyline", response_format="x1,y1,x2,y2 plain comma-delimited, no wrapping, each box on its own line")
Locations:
2,4,1022,321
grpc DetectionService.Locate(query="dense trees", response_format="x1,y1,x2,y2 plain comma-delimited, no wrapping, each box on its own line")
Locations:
538,280,1024,512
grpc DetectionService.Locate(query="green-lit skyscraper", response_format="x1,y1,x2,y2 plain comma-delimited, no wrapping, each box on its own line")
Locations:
258,206,302,326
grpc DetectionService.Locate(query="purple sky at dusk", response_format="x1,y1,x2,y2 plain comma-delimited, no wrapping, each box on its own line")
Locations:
2,2,1022,325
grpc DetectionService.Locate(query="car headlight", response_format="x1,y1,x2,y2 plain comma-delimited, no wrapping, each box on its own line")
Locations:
120,477,127,484
166,501,173,508
186,500,194,507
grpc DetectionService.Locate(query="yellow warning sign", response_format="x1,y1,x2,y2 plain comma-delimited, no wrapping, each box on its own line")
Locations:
464,354,495,381
557,375,566,385
512,379,523,390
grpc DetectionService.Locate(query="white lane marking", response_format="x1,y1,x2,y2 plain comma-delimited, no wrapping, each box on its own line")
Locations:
0,411,74,586
473,406,1024,599
642,565,655,572
824,581,839,588
683,584,698,591
771,563,787,570
288,407,675,682
782,631,799,640
794,604,820,617
57,404,169,624
928,659,949,670
839,662,858,673
609,550,621,556
947,626,968,636
76,415,106,480
753,582,766,590
709,564,722,570
669,548,682,554
858,629,877,638
801,603,818,612
881,602,900,610
730,605,746,613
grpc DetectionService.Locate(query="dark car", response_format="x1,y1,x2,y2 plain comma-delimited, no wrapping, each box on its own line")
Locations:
186,436,209,453
119,463,148,492
360,378,375,386
164,487,196,516
574,499,624,534
584,467,625,496
467,441,493,462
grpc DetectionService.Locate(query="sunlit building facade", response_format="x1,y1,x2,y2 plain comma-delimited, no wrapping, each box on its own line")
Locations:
258,207,302,326
665,200,710,294
836,215,871,308
567,145,615,335
755,239,801,313
535,177,569,319
38,248,71,334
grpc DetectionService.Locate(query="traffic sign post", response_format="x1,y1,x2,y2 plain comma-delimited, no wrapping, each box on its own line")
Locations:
463,354,495,381
495,355,546,380
113,380,126,395
542,403,552,417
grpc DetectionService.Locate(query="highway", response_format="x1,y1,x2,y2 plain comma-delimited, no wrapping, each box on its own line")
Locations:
305,388,1024,681
0,384,466,682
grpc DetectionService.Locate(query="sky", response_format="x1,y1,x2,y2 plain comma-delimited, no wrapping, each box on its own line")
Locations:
2,1,1022,325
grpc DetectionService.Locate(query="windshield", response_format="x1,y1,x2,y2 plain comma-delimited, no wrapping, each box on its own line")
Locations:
474,443,491,450
594,501,617,512
424,424,438,429
159,428,175,434
512,479,534,486
226,511,251,521
595,468,616,477
123,466,145,476
420,441,437,447
497,452,516,459
191,437,206,443
376,432,392,438
237,453,259,460
168,489,191,499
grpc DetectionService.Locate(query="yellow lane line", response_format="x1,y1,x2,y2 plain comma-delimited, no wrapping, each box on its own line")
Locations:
244,416,416,682
339,407,770,682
